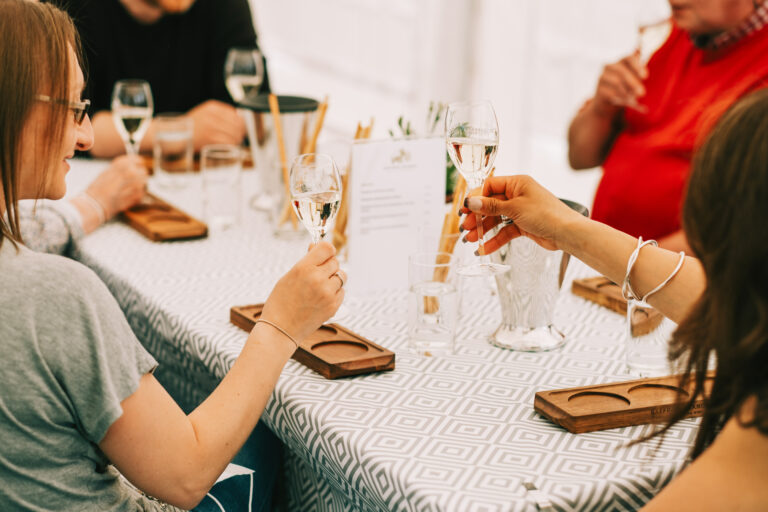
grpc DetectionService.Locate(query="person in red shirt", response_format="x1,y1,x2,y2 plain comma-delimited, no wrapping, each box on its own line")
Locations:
569,0,768,253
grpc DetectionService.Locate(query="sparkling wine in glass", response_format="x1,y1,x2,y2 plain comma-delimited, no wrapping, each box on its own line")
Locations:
446,100,508,277
224,47,264,103
112,79,153,155
290,153,342,245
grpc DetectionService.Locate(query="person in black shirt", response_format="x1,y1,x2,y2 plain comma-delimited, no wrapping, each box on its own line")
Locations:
60,0,271,158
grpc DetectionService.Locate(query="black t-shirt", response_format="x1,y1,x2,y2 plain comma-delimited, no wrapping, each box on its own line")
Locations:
60,0,270,114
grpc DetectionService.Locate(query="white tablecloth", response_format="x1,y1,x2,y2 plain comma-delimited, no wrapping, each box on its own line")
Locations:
63,159,696,511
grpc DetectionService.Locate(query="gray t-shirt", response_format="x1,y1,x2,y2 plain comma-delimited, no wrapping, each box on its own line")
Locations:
0,240,167,511
18,199,85,256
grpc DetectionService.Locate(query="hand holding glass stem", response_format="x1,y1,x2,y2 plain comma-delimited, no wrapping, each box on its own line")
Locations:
445,100,508,276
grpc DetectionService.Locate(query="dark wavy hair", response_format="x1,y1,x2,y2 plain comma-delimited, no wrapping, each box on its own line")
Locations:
660,88,768,458
0,0,81,248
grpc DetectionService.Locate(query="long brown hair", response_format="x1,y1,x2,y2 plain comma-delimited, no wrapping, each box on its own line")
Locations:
664,88,768,458
0,0,81,248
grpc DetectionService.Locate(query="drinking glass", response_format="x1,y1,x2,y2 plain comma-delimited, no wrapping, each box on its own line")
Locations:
201,144,242,232
636,17,672,65
153,113,193,189
626,299,676,377
289,153,342,244
445,100,508,276
111,79,153,155
408,252,459,356
224,48,265,103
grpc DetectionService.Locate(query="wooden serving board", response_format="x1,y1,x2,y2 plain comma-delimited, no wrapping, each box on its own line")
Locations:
121,193,208,242
230,304,395,379
571,276,664,336
534,373,713,433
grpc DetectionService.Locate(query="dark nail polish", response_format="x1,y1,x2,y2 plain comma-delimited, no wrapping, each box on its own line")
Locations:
459,225,465,233
463,198,468,209
461,236,468,244
473,249,479,256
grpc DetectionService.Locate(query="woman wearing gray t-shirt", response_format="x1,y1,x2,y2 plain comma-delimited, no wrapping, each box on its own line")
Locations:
0,2,346,510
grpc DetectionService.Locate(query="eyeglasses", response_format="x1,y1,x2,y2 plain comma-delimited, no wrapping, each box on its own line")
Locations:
35,94,91,125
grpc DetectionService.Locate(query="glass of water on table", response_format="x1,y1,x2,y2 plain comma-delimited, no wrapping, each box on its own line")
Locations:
408,252,459,356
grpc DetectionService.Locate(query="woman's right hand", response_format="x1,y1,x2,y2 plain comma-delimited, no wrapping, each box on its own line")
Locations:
85,155,148,218
260,242,345,344
592,52,648,115
459,175,587,255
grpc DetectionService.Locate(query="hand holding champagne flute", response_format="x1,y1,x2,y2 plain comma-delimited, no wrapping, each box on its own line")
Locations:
111,79,153,155
445,100,508,276
290,153,342,245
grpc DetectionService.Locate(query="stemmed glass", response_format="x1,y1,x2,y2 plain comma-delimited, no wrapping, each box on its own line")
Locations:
224,47,264,103
225,47,265,210
111,79,153,155
289,153,342,245
445,100,509,276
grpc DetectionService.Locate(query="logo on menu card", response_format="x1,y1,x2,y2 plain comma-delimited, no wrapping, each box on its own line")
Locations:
390,148,411,165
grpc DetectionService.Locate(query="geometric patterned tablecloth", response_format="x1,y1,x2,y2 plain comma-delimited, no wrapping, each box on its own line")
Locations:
68,160,696,512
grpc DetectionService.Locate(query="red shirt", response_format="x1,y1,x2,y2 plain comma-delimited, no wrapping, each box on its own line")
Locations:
591,22,768,240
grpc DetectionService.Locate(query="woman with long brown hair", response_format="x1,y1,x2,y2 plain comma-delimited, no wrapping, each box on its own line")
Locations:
461,88,768,509
0,1,345,510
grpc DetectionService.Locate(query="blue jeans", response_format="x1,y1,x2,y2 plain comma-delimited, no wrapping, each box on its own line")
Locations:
193,421,282,512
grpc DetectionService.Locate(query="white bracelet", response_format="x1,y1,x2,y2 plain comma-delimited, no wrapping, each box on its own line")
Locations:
255,319,299,350
621,236,658,301
641,251,686,303
80,192,107,225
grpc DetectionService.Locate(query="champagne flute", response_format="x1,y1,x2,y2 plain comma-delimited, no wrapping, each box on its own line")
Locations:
225,47,265,211
445,100,508,276
636,17,671,65
290,153,342,245
224,47,265,103
111,79,153,155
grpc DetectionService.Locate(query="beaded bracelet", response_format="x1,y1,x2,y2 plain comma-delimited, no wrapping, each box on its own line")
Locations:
255,319,299,350
621,236,658,301
80,192,107,225
641,251,686,303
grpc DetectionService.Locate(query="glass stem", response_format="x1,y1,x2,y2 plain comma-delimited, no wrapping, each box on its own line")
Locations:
466,180,490,263
127,138,139,156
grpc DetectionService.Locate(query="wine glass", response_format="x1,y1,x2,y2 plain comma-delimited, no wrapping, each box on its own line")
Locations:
289,153,342,245
225,48,265,209
111,79,153,155
636,17,671,65
445,100,509,277
224,47,264,103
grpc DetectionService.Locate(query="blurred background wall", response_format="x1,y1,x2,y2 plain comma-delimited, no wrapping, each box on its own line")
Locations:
249,0,669,207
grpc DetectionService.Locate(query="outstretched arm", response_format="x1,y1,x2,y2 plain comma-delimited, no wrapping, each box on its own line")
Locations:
460,175,705,323
99,243,346,509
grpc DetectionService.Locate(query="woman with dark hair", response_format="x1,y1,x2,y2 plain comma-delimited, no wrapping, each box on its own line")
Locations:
0,1,344,510
461,88,768,509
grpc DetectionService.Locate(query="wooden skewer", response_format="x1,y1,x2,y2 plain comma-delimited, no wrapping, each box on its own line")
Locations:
268,94,298,228
425,173,469,313
302,96,329,154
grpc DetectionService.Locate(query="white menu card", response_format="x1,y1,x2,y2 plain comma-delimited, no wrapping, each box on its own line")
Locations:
346,136,446,294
